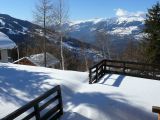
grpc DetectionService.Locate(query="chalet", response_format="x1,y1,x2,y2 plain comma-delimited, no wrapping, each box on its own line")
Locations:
0,32,17,63
13,57,36,66
14,52,60,68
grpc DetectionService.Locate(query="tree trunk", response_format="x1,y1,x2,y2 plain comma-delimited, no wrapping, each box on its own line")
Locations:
60,35,64,70
44,10,47,67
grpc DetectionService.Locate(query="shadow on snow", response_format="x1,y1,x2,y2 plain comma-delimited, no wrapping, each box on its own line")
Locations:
61,84,156,120
0,66,157,120
0,65,54,108
98,74,125,87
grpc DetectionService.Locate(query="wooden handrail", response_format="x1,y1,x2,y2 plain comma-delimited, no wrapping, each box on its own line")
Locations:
105,59,160,68
89,59,160,84
152,106,160,120
2,85,63,120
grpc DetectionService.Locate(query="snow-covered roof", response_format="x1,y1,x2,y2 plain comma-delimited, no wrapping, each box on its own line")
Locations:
0,32,17,50
0,63,160,119
13,53,60,67
13,57,37,66
29,52,60,67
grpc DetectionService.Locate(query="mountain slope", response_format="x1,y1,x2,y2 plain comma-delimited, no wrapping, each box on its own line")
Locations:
0,14,41,43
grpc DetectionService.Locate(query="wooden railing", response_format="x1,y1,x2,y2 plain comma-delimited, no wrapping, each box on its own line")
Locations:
89,59,160,84
89,60,105,84
2,85,63,120
152,106,160,120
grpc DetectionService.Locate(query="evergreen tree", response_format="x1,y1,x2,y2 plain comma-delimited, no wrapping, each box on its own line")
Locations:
144,2,160,64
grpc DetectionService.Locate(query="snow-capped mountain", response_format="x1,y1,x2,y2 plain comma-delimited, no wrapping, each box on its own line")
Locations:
0,14,42,44
68,15,145,43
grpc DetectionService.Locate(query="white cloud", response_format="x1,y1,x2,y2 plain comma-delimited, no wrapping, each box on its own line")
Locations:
115,8,145,17
115,8,128,17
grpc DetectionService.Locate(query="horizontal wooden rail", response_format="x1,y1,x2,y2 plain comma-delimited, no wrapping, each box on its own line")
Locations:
105,59,160,68
2,85,63,120
89,59,160,84
152,106,160,120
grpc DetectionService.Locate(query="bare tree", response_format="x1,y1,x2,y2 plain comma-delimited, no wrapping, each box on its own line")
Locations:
79,42,89,71
33,0,53,67
121,38,142,62
52,0,69,70
95,30,112,59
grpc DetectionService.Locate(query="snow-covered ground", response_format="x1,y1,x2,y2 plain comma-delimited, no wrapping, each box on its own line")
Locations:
0,63,160,120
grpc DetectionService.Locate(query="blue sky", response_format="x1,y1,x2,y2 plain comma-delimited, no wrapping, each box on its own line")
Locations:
0,0,158,21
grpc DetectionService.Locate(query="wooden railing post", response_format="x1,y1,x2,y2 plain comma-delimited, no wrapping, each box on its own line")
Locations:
153,67,156,79
123,62,126,74
34,104,40,120
103,60,106,73
57,86,63,115
89,69,92,84
96,66,98,83
100,61,103,78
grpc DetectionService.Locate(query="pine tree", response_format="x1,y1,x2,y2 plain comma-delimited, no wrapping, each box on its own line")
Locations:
144,2,160,64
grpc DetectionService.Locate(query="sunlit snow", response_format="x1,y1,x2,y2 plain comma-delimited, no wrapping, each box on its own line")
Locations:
0,63,159,120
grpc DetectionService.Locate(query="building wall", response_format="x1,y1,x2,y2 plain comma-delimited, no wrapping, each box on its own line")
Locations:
48,63,61,69
0,49,8,63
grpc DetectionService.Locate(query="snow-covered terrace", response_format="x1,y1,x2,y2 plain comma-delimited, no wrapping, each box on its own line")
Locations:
0,63,160,120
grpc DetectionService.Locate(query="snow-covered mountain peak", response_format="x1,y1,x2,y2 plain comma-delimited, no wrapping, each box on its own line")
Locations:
70,13,145,26
115,8,145,22
117,15,145,24
68,14,145,47
70,18,107,26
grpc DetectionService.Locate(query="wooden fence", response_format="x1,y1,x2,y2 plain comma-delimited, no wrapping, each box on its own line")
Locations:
89,59,160,84
152,106,160,120
2,85,63,120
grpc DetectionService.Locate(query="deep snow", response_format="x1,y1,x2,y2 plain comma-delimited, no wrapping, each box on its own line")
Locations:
0,63,159,120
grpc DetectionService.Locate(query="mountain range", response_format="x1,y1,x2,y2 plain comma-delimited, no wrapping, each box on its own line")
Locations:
67,14,145,54
0,13,146,62
68,15,145,43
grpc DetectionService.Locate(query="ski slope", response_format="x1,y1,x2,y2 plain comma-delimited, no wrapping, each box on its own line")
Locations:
0,63,160,120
